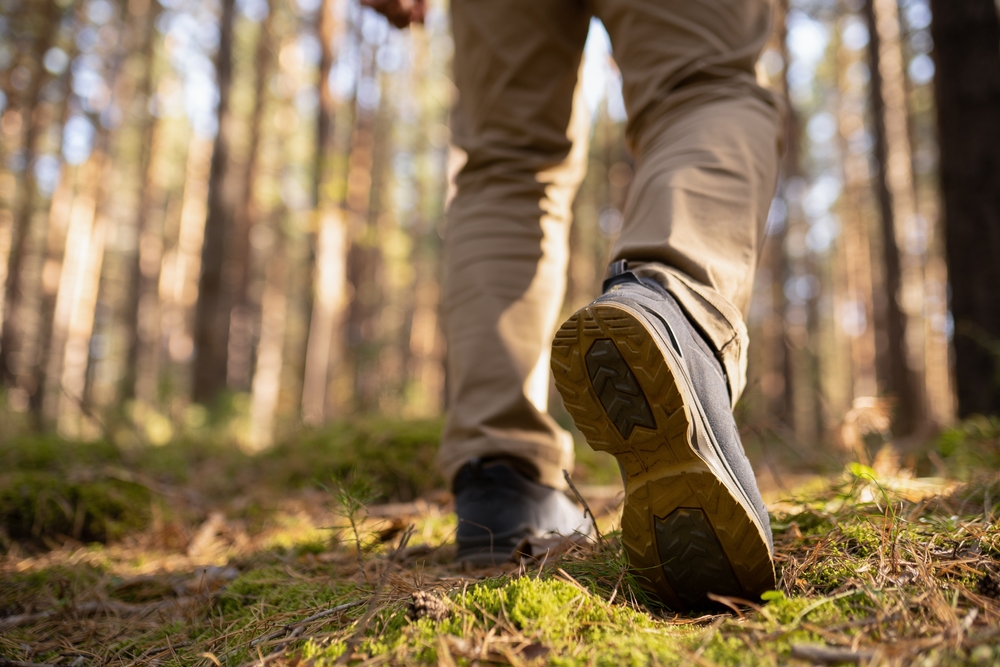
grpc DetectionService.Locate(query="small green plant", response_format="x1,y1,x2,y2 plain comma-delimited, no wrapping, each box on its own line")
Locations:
330,470,379,579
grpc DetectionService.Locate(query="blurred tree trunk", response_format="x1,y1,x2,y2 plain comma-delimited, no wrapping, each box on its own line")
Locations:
84,0,164,414
228,1,275,392
344,109,378,413
368,75,398,412
193,0,237,404
836,9,878,404
863,0,926,436
34,165,77,417
302,0,350,424
248,229,287,450
774,0,821,446
161,134,213,404
0,0,60,389
930,0,1000,417
48,0,134,431
120,0,163,404
341,22,377,413
29,9,83,419
42,151,110,432
765,0,794,428
403,28,446,417
129,135,168,409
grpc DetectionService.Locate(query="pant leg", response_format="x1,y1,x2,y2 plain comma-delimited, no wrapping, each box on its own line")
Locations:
438,0,591,490
594,0,782,402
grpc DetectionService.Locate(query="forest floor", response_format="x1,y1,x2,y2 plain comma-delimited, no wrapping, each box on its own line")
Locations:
3,415,1000,666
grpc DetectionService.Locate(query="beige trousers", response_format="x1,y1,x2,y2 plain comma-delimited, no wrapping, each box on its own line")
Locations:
438,0,782,490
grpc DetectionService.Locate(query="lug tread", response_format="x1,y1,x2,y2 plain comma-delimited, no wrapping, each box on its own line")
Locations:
654,508,741,608
551,303,775,608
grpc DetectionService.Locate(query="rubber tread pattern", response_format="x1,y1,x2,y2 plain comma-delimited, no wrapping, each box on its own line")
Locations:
551,302,775,609
654,508,741,608
585,339,657,439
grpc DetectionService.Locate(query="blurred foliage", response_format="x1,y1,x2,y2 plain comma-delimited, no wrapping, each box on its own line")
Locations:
936,415,1000,479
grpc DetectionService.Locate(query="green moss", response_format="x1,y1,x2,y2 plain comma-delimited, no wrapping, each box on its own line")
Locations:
696,593,854,667
266,418,444,501
0,471,152,543
306,576,691,666
300,640,348,665
0,562,109,616
772,508,834,536
0,418,447,552
838,520,884,556
219,566,361,616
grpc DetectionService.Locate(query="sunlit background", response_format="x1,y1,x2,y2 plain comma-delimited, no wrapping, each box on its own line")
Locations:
0,0,952,468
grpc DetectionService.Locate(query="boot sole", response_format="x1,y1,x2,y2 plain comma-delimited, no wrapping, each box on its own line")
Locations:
551,302,775,609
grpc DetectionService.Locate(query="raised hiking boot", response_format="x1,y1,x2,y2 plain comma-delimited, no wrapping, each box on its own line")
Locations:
550,262,775,609
454,457,593,566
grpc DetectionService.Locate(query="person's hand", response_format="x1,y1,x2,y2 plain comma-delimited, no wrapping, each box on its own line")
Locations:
360,0,425,28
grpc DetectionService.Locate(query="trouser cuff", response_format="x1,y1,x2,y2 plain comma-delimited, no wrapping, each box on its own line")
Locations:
629,262,750,404
437,429,575,491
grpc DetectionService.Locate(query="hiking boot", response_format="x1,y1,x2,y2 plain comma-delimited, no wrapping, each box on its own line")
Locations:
454,457,593,566
550,261,775,609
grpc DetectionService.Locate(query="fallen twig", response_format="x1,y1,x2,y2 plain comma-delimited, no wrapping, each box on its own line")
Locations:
562,469,604,546
0,596,205,629
248,600,367,648
120,642,192,667
790,644,875,664
0,659,59,667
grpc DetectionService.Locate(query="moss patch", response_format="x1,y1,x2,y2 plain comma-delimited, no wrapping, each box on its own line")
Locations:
0,471,152,544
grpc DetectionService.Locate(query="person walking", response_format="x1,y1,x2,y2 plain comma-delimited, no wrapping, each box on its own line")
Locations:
364,0,782,609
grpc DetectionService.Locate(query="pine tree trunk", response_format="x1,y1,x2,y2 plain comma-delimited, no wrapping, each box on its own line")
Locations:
301,0,349,424
402,26,447,418
161,133,214,403
339,20,385,413
228,1,275,392
368,75,398,413
82,0,163,414
248,225,288,451
28,13,82,419
764,0,794,426
836,8,878,404
34,164,78,419
929,0,1000,417
120,0,163,403
193,0,238,404
0,0,60,388
42,152,110,429
862,0,926,435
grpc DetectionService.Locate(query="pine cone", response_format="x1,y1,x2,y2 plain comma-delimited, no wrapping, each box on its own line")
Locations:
977,572,1000,599
407,590,449,622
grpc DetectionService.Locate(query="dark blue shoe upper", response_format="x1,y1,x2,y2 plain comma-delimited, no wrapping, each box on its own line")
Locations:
453,457,593,563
